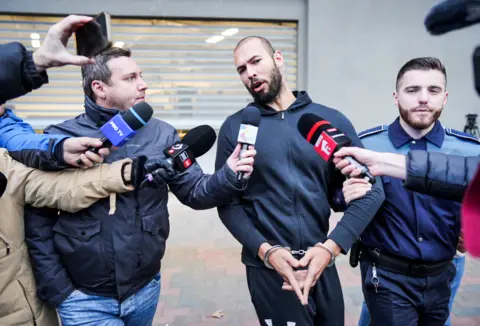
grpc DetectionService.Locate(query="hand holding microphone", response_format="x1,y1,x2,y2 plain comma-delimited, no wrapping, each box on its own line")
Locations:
76,101,153,165
139,123,257,188
140,125,218,188
297,113,375,184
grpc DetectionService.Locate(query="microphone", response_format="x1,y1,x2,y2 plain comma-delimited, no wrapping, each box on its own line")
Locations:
142,125,217,185
424,0,480,35
163,125,217,172
236,106,261,181
76,101,153,165
0,172,7,197
473,46,480,96
297,113,375,184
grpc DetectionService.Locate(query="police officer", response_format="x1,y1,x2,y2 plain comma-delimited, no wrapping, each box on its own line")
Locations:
345,57,480,326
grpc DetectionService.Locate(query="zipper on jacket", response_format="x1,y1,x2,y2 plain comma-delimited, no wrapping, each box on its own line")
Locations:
282,111,304,250
0,238,9,256
134,190,141,228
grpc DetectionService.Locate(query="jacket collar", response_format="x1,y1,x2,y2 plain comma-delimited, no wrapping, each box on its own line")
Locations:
84,96,121,127
388,117,444,148
250,90,313,116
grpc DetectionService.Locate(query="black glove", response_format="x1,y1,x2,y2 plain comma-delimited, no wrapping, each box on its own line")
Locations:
128,157,178,189
130,155,148,188
142,159,177,188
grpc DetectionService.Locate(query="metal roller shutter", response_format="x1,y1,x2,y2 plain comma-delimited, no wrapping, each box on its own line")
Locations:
1,14,298,130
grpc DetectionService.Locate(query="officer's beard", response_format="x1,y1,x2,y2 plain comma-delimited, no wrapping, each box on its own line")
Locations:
399,104,443,130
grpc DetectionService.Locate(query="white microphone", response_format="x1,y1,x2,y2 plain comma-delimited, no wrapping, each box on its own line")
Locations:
236,106,261,181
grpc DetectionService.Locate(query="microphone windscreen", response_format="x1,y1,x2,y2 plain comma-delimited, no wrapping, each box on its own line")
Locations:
297,113,333,143
123,102,154,130
424,0,479,35
182,125,217,158
241,106,261,127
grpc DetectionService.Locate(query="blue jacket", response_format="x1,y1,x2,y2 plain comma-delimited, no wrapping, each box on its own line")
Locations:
25,96,246,306
0,42,68,169
215,91,386,267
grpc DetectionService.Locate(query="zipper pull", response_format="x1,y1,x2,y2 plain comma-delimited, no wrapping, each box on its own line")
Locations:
371,263,379,293
281,112,284,120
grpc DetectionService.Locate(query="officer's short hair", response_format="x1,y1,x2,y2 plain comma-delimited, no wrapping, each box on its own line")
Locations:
82,47,132,101
234,36,275,56
396,57,447,89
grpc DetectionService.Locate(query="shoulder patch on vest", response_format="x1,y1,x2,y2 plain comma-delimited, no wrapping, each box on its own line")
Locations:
358,125,388,139
445,128,480,144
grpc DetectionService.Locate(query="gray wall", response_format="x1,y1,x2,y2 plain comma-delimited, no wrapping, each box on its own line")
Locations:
2,0,479,170
307,0,480,132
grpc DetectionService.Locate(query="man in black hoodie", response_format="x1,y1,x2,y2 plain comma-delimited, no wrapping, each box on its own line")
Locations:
215,36,386,326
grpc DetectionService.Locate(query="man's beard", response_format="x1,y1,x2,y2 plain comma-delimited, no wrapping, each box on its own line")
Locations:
247,65,283,105
399,104,442,130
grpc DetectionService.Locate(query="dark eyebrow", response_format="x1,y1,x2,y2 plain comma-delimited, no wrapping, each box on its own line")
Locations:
236,55,260,73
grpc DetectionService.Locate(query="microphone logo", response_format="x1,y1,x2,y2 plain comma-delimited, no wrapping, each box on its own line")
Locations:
321,139,332,156
109,121,124,137
168,143,184,155
179,151,192,169
314,131,337,161
237,124,258,145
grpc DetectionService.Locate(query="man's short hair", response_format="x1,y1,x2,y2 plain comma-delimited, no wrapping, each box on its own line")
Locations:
234,36,275,56
396,57,447,89
82,47,132,100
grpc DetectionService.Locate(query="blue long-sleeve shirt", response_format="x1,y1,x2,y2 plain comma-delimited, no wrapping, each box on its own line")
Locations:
0,42,69,169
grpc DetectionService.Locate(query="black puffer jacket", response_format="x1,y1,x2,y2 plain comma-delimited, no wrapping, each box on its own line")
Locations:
405,150,480,202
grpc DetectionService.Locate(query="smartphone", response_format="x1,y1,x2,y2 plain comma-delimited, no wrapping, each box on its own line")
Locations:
75,12,112,57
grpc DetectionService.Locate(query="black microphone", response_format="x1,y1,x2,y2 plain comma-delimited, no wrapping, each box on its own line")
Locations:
297,113,375,184
424,0,480,35
236,106,261,181
76,102,153,165
142,125,217,185
0,172,7,197
473,46,480,96
163,125,217,172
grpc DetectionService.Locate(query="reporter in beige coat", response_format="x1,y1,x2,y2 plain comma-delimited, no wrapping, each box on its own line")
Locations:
0,151,135,326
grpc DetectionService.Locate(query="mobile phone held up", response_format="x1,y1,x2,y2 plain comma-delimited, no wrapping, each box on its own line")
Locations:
75,12,112,58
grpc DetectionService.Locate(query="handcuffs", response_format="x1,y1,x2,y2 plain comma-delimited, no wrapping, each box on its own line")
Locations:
263,242,336,269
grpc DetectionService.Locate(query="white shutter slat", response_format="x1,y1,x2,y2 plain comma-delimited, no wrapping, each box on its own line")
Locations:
3,15,297,129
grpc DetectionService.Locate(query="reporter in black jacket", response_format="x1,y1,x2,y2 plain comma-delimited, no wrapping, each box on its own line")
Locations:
333,146,479,202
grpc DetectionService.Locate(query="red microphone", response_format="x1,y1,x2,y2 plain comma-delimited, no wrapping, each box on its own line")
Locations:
297,113,375,184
